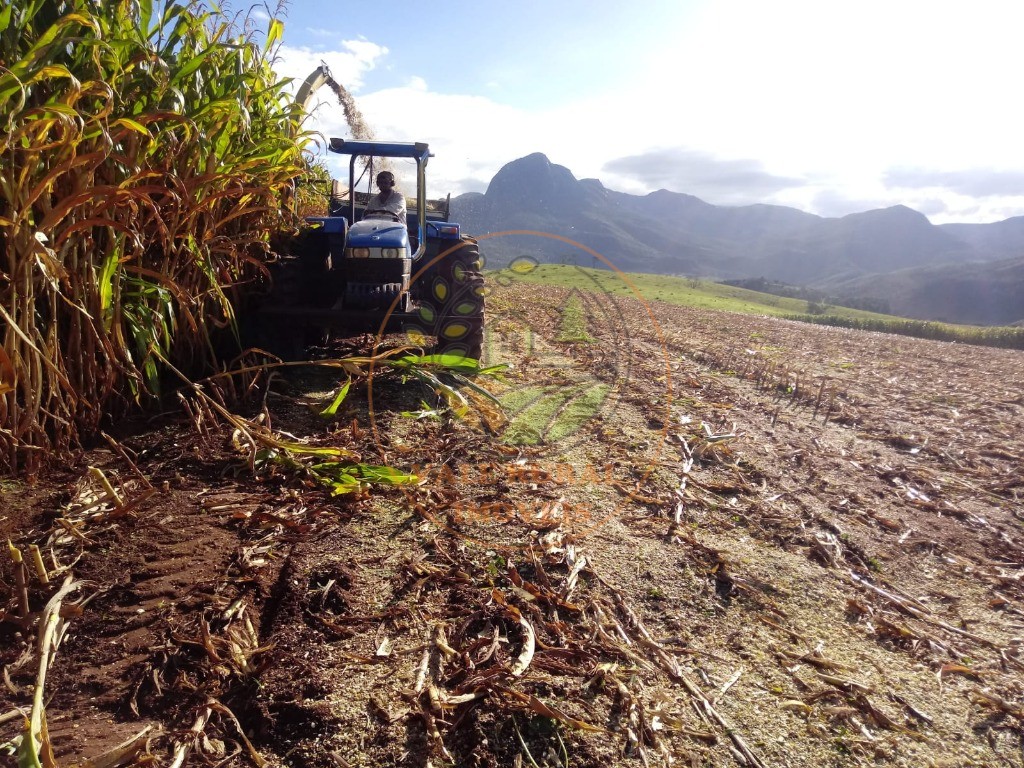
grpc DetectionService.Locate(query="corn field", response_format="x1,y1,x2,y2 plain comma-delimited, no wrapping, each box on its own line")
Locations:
788,313,1024,349
0,0,309,475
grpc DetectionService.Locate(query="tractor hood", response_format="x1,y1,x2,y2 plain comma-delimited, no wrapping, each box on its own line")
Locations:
346,218,410,251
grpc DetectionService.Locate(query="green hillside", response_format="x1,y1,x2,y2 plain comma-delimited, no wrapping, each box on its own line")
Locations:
501,263,890,319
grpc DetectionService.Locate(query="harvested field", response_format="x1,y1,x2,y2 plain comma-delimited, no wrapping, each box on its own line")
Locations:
3,278,1024,767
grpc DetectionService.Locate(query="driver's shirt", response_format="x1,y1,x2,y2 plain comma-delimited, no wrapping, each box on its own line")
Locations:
364,189,407,222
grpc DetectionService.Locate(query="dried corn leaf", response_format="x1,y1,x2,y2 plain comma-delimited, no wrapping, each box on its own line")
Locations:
779,700,811,714
853,695,918,736
938,663,982,683
510,615,535,677
497,686,605,733
821,706,857,719
436,690,485,707
887,692,933,725
969,689,1024,721
779,648,851,672
208,699,268,768
82,725,158,768
817,673,873,694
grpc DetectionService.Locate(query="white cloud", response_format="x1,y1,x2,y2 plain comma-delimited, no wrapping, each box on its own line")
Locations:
274,40,388,97
342,38,391,71
349,86,541,197
602,148,807,205
303,27,339,39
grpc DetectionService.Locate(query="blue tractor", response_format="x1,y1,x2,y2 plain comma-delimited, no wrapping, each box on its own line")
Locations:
254,139,485,359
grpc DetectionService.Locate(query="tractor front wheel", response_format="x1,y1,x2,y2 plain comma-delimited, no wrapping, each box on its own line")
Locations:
417,237,485,360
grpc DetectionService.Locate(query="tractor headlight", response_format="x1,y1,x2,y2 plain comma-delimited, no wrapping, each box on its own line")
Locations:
382,248,400,258
348,247,370,258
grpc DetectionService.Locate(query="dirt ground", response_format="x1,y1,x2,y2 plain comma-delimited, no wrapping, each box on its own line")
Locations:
3,277,1024,768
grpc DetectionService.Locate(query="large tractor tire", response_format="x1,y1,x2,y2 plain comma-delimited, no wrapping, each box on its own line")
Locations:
417,237,485,360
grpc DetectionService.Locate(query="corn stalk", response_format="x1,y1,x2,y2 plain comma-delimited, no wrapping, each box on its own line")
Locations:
0,0,311,475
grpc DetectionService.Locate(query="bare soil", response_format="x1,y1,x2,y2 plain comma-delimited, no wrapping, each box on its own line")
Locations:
3,280,1024,768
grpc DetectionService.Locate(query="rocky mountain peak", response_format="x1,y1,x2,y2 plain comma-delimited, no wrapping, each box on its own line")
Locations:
484,153,584,212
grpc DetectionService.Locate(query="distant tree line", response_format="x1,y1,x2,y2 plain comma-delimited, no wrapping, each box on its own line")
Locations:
787,314,1024,350
721,277,892,315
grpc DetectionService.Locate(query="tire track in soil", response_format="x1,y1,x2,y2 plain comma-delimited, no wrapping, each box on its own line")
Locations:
40,477,258,760
238,501,436,765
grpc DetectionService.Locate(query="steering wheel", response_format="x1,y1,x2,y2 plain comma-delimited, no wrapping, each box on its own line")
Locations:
365,209,402,222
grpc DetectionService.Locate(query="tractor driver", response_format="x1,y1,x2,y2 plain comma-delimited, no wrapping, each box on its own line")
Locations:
363,170,407,223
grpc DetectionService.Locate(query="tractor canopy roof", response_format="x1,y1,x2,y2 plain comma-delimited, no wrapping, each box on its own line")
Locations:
328,139,432,161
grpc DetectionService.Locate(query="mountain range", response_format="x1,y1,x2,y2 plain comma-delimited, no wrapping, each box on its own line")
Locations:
449,153,1024,326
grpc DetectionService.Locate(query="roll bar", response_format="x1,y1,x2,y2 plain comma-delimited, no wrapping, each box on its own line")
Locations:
328,139,432,260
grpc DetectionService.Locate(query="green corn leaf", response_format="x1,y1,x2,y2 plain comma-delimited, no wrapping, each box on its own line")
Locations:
138,0,154,35
326,475,362,495
355,464,418,485
0,75,26,108
308,463,363,495
401,402,443,420
28,103,79,118
97,246,119,327
17,717,44,768
476,363,510,376
394,353,479,374
272,442,355,459
309,462,419,494
264,17,284,51
28,64,76,86
171,46,217,86
17,13,100,77
319,379,351,418
110,117,149,136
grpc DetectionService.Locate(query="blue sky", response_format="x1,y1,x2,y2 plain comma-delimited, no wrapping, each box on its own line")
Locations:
278,1,697,108
269,0,1024,224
